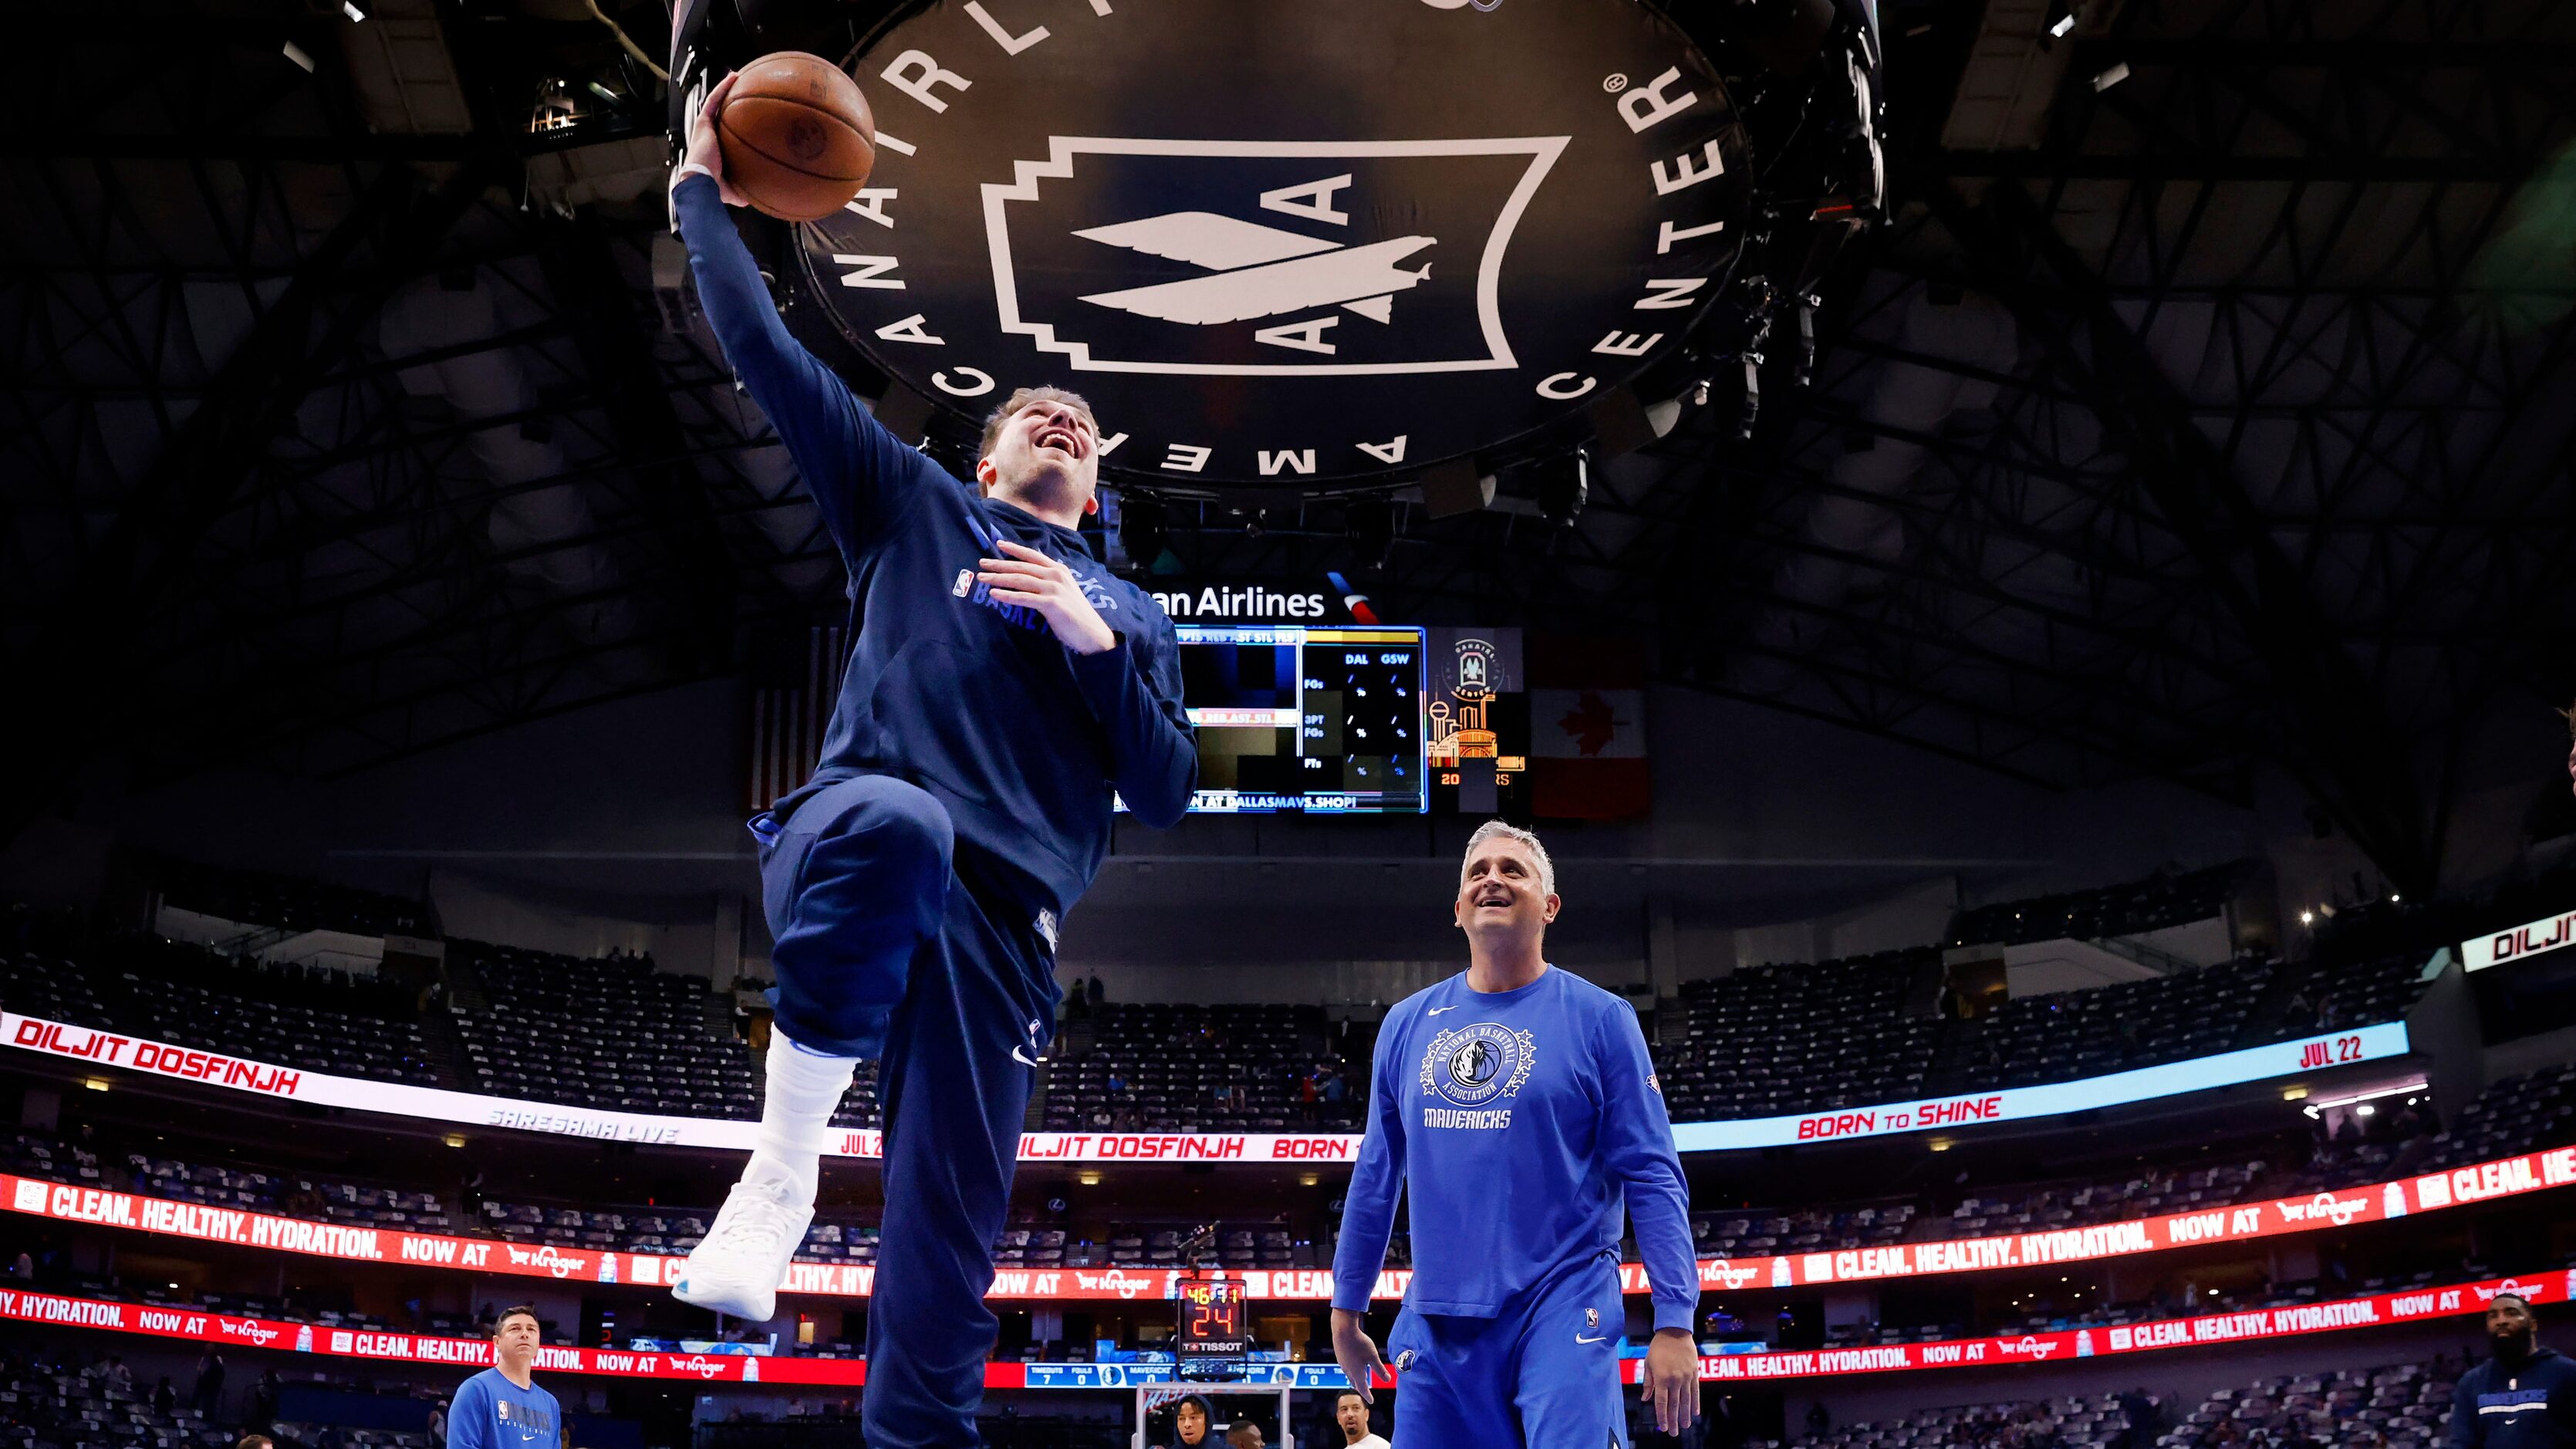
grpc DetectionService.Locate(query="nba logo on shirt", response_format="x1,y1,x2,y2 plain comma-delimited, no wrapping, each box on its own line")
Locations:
1585,1308,1599,1329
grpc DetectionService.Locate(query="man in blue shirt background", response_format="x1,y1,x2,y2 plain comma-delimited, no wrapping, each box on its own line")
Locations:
1331,820,1701,1445
663,71,1197,1449
2446,1293,2576,1449
448,1307,562,1449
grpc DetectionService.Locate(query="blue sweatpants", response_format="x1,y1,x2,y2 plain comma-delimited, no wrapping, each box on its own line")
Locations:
1387,1252,1629,1449
755,775,1057,1449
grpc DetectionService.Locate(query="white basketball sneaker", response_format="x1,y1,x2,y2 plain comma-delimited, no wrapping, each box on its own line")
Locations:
672,1174,812,1321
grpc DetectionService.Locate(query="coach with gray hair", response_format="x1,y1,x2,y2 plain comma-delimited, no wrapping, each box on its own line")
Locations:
1330,821,1700,1447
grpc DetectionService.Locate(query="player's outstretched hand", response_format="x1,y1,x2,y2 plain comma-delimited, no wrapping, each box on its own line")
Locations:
683,71,751,208
1644,1327,1700,1436
979,539,1117,655
1329,1308,1389,1407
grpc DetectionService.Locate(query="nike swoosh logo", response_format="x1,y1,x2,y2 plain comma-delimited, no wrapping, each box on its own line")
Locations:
1575,1334,1608,1344
1012,1048,1043,1067
1427,1005,1460,1015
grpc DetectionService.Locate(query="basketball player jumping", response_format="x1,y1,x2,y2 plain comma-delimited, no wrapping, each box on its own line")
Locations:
667,74,1197,1448
1331,822,1701,1444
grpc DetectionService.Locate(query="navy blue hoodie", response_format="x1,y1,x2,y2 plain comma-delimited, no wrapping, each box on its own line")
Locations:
2448,1346,2576,1449
674,174,1196,922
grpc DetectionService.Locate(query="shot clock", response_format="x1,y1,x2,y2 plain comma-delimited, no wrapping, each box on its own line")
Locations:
1175,1276,1251,1381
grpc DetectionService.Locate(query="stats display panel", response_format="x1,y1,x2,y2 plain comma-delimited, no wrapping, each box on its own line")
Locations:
1173,625,1426,814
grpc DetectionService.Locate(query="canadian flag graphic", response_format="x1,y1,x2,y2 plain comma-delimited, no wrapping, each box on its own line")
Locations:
1528,634,1651,819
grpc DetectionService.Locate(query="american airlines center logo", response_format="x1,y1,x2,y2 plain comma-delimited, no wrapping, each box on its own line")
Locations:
804,0,1747,485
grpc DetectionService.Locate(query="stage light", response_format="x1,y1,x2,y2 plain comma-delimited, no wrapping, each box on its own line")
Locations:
1077,1170,1103,1186
444,1133,467,1147
1344,497,1397,570
282,39,316,72
343,0,369,20
1529,451,1589,528
2092,61,2131,90
1116,490,1167,565
2299,910,2315,926
83,1077,110,1093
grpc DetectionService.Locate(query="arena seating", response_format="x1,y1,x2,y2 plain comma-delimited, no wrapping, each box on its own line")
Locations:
1661,951,1939,1118
1765,1358,2458,1449
449,941,769,1120
1693,1202,1917,1258
1042,1001,1361,1133
0,941,440,1089
2304,953,2435,1032
144,854,432,940
1949,866,2239,950
1781,1393,2120,1449
1977,956,2274,1089
0,954,114,1034
2156,1358,2457,1449
1946,1159,2267,1236
0,1359,238,1449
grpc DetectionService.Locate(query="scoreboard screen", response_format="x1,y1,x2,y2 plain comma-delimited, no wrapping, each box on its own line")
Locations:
1177,1278,1251,1374
1168,625,1426,814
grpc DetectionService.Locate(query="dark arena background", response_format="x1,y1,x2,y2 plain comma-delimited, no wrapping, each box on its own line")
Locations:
7,0,2576,1446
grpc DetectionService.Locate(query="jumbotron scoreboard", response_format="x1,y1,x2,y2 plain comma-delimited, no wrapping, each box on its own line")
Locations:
1172,624,1426,813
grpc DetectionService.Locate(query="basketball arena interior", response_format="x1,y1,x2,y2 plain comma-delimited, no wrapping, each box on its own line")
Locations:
7,0,2576,1446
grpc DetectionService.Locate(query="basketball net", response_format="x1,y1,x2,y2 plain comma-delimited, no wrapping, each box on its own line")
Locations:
1142,1383,1274,1411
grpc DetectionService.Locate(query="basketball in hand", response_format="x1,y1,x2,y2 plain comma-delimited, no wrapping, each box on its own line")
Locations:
715,52,876,223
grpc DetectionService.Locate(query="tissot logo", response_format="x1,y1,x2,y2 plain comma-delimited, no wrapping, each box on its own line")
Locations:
803,0,1746,485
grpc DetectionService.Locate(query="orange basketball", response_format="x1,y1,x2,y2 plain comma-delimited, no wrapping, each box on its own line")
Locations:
716,52,876,223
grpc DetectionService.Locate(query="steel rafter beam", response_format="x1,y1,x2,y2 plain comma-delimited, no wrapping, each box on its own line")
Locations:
1936,179,2442,891
1,155,502,843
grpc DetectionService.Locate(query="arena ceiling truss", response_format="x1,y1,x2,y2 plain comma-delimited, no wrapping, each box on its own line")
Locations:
4,0,2574,892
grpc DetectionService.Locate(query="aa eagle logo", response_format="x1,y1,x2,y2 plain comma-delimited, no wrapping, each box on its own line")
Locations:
1421,1021,1536,1107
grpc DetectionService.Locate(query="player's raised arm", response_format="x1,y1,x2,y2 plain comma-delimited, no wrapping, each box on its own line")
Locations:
671,73,921,564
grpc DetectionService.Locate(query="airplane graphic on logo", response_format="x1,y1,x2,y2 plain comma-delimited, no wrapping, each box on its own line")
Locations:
981,135,1568,377
1072,195,1433,347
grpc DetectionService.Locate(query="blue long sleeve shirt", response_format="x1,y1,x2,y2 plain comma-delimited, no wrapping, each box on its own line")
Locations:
448,1369,561,1449
1330,966,1700,1332
674,174,1196,921
2446,1347,2576,1449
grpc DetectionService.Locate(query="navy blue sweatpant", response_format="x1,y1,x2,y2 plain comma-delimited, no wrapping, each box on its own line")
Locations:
755,775,1056,1449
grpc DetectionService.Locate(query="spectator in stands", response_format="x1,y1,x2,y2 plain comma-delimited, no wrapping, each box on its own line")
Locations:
1226,1423,1265,1449
192,1353,225,1413
1089,974,1106,1013
1332,1390,1390,1449
252,1369,279,1429
2446,1292,2576,1449
1166,1396,1215,1448
429,1399,449,1449
238,1437,273,1449
1808,1401,1832,1437
449,1306,562,1449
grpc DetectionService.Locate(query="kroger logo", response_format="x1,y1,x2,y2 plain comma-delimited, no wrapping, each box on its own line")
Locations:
2000,1336,2059,1360
219,1318,281,1346
505,1245,587,1279
1705,1259,1760,1290
2277,1192,2368,1227
1077,1270,1155,1300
